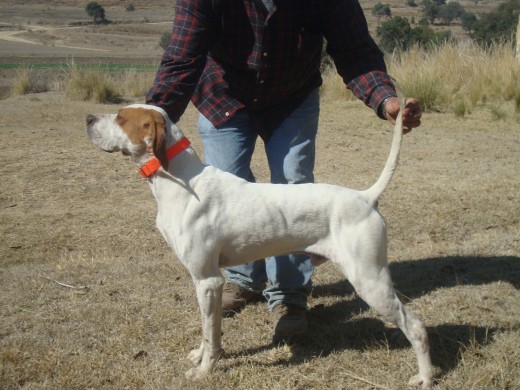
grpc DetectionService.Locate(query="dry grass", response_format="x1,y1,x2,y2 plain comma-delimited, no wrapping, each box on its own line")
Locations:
9,66,49,97
122,69,156,98
5,61,156,103
0,91,519,389
387,41,520,115
321,41,520,119
62,60,123,104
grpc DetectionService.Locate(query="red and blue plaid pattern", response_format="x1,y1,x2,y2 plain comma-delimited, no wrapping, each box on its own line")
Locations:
146,0,396,140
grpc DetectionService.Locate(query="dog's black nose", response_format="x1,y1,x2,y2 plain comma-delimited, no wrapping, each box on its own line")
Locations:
86,114,97,126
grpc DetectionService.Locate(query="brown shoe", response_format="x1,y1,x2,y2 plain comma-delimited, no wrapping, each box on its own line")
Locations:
221,282,261,317
272,304,308,342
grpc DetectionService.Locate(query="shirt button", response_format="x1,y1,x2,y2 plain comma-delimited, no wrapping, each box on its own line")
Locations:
263,52,268,57
225,112,230,117
253,98,258,103
259,80,265,84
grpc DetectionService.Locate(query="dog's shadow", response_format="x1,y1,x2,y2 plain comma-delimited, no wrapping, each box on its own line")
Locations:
224,255,519,376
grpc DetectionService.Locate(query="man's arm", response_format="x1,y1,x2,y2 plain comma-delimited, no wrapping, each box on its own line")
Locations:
321,0,396,116
146,0,216,123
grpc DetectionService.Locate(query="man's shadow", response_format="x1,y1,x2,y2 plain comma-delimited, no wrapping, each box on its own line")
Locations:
225,255,519,377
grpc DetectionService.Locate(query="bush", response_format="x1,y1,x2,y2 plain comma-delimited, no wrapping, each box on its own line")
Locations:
160,31,171,49
10,66,49,96
372,3,392,22
453,97,468,117
63,61,122,103
85,1,106,23
377,16,451,52
460,11,477,32
437,2,464,25
126,4,136,12
421,0,441,24
471,0,520,45
11,67,32,96
377,16,412,52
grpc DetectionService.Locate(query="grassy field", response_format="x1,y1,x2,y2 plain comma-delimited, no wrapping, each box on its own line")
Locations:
1,89,519,390
1,1,519,389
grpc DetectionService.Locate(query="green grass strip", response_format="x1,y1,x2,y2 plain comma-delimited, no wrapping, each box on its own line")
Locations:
0,63,157,72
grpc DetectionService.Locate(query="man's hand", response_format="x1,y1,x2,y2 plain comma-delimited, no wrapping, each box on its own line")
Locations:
384,97,422,134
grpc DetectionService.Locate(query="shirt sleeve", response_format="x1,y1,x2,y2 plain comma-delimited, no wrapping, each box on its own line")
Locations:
145,0,216,123
322,0,396,115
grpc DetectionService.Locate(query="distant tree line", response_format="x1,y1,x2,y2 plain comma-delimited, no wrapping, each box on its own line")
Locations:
471,0,520,45
85,1,519,54
373,0,520,52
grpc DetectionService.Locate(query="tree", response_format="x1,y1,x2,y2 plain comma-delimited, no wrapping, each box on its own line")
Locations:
85,2,106,23
437,2,464,25
471,0,520,45
460,11,477,32
376,16,452,52
372,3,392,23
412,26,452,46
421,0,440,24
377,16,413,52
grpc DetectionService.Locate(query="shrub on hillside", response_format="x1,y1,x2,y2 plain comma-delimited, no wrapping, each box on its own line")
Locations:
460,11,477,32
160,31,171,49
372,2,392,22
377,16,451,52
437,2,464,26
471,0,520,45
63,62,122,104
85,1,106,23
10,66,49,96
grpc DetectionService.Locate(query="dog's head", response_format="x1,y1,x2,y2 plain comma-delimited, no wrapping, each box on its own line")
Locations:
86,105,169,168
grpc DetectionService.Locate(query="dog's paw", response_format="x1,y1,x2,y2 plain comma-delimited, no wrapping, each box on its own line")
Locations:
187,347,204,366
185,366,209,381
408,374,432,390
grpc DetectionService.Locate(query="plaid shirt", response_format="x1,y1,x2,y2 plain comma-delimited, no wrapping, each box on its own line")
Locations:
146,0,396,140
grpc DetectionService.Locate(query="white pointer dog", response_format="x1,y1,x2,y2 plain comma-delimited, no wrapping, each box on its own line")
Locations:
86,99,433,389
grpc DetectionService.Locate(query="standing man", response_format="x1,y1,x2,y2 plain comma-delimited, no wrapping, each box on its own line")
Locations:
146,0,422,341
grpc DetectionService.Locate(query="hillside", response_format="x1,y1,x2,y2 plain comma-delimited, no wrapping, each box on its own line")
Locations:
0,0,510,62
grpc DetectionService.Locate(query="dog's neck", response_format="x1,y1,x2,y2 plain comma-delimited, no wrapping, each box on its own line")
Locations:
163,122,204,178
142,121,205,205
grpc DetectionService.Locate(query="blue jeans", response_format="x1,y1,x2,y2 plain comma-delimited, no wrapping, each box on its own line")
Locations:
197,89,319,310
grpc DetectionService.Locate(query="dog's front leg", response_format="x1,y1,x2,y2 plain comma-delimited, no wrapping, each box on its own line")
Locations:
185,274,225,380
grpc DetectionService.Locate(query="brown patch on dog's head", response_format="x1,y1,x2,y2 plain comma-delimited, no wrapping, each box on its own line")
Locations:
116,107,168,169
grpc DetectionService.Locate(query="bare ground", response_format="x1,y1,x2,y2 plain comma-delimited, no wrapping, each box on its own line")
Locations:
0,91,519,389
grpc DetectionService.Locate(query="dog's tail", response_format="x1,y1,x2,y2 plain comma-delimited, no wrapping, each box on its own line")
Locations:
362,89,406,206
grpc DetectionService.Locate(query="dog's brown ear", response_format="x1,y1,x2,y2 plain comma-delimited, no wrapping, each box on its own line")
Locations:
149,110,169,170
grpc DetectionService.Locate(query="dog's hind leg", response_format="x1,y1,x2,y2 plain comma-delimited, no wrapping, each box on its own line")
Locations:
334,228,433,388
342,263,432,388
362,280,432,389
185,269,225,380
